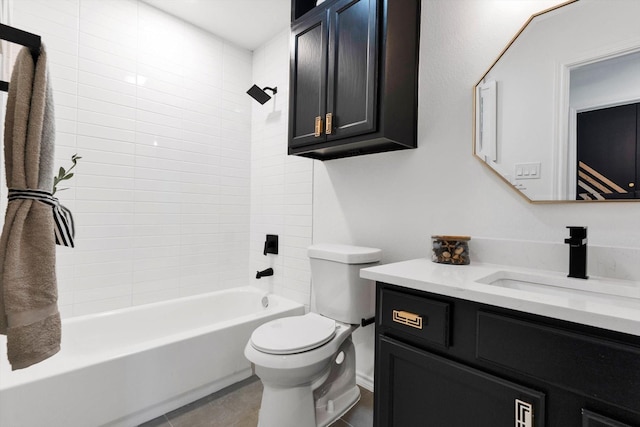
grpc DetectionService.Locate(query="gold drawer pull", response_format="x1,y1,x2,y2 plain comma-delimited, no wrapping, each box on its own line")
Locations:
314,116,323,137
393,310,423,329
325,112,333,135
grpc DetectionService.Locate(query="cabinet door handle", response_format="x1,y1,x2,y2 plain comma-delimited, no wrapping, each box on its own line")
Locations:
515,399,533,427
325,112,333,135
392,310,423,329
314,116,323,137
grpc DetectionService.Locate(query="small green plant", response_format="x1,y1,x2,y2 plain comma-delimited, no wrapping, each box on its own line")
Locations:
53,153,81,195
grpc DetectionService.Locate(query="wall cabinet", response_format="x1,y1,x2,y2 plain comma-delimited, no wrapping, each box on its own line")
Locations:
288,0,420,160
375,283,640,427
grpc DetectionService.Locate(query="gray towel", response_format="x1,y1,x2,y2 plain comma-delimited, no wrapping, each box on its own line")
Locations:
0,45,60,370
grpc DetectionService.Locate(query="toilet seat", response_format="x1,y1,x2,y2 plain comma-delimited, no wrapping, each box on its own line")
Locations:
250,313,337,355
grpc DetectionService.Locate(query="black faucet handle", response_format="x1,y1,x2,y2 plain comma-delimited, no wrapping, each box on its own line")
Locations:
566,226,587,237
566,226,588,245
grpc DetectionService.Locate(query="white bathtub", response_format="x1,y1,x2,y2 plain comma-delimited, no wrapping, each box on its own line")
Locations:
0,286,304,427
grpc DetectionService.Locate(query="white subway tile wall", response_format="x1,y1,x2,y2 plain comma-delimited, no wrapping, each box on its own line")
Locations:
9,0,262,317
250,29,313,307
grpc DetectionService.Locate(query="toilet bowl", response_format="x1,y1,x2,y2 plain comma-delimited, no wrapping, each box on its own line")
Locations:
245,314,359,427
244,243,381,427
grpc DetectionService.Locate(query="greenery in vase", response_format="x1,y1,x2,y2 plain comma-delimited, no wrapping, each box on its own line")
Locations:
52,153,81,195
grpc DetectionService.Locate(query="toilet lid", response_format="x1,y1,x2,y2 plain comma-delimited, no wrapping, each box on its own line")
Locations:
250,313,337,355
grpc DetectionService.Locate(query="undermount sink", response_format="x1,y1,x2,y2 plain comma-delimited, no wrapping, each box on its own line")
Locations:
476,270,640,301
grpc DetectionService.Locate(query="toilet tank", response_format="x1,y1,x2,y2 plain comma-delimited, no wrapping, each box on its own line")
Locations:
308,244,382,325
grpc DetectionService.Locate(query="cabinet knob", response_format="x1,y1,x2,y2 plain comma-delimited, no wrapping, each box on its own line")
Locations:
629,183,635,188
326,112,333,135
392,310,423,329
314,116,323,137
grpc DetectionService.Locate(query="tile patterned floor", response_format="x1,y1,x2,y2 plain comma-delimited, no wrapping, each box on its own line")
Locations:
139,376,373,427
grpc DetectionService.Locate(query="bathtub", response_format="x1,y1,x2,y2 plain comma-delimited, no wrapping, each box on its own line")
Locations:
0,286,304,427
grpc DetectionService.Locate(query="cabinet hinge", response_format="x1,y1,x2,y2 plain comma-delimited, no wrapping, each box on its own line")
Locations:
315,116,323,137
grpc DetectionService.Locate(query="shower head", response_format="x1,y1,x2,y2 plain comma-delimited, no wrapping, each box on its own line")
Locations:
247,84,278,104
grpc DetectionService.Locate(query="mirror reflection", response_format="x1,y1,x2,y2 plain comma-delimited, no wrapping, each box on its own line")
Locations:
474,0,640,202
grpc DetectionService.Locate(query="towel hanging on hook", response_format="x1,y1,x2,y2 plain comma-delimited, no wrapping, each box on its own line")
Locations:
0,23,41,92
0,44,61,370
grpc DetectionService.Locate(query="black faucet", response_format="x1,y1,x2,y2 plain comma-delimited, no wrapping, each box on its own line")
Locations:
256,268,274,279
564,226,588,279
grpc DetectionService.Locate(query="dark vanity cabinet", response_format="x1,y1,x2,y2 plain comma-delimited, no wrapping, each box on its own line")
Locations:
374,283,640,427
288,0,420,160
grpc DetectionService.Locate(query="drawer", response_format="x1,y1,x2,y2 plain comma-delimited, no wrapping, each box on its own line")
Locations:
477,312,640,413
379,288,450,347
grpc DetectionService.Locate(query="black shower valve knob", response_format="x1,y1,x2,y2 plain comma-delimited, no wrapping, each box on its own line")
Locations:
263,234,278,256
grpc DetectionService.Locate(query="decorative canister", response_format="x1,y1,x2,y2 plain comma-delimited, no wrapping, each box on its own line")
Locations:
431,235,471,265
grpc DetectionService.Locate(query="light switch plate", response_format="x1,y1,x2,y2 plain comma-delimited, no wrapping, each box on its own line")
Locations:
514,162,541,180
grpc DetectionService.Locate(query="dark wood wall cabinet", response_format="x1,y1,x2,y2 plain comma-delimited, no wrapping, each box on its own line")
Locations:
374,282,640,427
288,0,420,160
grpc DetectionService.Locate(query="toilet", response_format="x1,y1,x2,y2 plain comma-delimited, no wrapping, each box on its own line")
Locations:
244,243,381,427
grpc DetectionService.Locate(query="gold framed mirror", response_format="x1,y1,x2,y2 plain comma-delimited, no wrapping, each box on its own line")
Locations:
474,0,640,202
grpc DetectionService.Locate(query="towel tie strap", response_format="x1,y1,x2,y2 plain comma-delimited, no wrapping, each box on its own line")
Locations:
8,188,75,248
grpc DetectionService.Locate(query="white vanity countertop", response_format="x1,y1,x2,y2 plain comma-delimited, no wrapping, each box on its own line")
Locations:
360,258,640,337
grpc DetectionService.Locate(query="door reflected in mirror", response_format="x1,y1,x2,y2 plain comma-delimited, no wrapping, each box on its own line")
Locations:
473,0,640,202
576,102,640,200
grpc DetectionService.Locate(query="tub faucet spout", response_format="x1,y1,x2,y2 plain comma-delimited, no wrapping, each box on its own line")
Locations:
256,268,274,279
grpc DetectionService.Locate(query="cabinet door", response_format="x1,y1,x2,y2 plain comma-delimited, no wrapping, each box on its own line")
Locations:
576,103,639,199
376,336,546,427
289,11,328,147
326,0,377,140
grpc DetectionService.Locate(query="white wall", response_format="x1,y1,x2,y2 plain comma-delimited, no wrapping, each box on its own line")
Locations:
250,29,314,307
314,0,640,387
570,50,640,110
9,0,253,317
